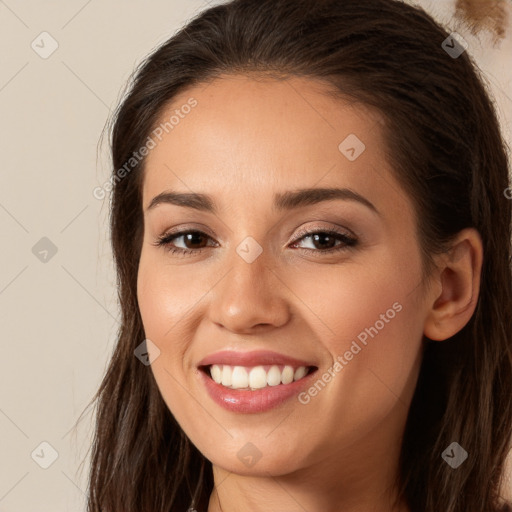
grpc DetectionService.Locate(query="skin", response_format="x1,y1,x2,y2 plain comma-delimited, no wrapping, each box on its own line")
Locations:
136,74,483,512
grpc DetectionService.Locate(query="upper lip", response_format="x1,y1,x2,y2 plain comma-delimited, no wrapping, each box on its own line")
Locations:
197,350,317,369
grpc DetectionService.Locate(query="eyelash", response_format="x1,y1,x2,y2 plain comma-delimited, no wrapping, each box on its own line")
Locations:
153,227,358,257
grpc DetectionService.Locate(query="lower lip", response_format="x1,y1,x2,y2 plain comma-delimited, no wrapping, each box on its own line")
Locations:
198,367,318,413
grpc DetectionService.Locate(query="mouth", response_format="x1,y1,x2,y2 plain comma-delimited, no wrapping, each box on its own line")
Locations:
198,364,318,391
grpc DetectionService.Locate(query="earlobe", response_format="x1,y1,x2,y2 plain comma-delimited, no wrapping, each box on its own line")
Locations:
423,228,483,342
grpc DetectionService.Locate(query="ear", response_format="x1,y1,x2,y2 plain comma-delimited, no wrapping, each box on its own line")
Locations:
423,228,483,341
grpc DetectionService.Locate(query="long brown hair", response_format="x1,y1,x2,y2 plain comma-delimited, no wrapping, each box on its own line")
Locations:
84,0,512,510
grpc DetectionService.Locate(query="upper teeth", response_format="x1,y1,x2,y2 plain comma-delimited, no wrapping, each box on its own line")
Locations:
209,364,309,390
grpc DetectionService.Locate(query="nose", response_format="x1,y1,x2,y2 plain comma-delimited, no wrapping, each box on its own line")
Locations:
208,244,291,334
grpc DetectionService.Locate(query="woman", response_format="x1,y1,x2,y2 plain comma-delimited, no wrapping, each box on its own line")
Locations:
85,0,512,510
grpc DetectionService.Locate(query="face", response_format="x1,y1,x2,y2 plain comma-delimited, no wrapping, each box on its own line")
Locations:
137,74,430,478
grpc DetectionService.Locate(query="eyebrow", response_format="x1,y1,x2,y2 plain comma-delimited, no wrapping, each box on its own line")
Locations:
146,187,379,215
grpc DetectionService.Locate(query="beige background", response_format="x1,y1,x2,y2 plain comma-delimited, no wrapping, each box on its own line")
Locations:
0,1,510,510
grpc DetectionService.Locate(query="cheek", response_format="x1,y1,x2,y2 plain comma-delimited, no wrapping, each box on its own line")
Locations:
136,254,205,427
288,246,425,414
137,252,204,345
136,252,200,403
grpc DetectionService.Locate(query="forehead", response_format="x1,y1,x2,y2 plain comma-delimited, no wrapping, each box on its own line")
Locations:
141,73,408,218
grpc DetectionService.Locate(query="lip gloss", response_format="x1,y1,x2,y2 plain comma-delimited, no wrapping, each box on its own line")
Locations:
198,367,317,413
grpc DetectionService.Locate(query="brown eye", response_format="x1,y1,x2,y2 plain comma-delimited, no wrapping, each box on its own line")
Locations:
291,228,358,254
154,230,216,256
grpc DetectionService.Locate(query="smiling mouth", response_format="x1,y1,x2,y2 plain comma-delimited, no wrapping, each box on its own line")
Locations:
199,364,318,391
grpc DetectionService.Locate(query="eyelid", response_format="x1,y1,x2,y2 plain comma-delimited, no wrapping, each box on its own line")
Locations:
156,221,357,245
157,223,216,239
291,222,357,243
